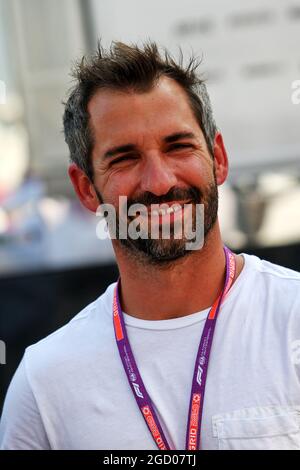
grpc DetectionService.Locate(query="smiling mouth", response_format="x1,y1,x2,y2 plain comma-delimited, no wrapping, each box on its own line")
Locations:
128,201,193,219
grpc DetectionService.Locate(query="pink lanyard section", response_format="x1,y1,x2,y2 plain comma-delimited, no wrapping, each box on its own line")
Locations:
112,246,236,450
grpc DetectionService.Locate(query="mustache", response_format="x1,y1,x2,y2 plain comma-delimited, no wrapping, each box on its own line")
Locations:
127,186,202,208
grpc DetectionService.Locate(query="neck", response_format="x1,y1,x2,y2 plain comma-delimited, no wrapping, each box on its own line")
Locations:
113,222,244,321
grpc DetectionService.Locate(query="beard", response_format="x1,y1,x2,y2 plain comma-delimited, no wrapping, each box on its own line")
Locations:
95,174,218,267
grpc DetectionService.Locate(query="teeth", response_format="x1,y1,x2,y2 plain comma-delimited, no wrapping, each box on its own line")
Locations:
152,204,183,217
133,203,188,219
137,203,188,217
159,208,168,216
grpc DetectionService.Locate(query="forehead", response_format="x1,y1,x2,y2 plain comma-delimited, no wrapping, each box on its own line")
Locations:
87,77,202,147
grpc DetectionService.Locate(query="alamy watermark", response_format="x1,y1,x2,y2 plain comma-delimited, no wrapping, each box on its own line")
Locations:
95,196,205,250
0,80,6,104
291,80,300,105
0,340,6,365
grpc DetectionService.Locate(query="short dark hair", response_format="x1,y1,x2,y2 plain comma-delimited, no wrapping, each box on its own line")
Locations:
63,41,218,181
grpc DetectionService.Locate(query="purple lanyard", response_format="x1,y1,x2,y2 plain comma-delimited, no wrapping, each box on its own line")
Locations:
112,246,236,450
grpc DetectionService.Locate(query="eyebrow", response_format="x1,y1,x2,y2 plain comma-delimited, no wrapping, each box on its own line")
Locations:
104,144,137,160
103,131,196,160
163,131,196,144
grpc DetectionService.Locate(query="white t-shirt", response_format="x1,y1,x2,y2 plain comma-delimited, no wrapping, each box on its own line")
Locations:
1,253,300,450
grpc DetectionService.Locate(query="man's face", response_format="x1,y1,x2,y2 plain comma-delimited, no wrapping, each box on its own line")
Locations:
88,76,219,264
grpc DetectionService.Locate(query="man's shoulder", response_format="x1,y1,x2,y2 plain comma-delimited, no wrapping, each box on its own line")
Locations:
24,281,117,376
245,252,299,277
242,252,300,313
243,252,300,286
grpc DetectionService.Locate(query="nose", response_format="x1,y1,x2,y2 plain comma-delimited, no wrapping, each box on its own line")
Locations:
139,152,178,196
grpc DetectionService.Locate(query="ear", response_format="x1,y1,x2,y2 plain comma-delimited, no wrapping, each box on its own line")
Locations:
68,163,100,212
212,132,229,185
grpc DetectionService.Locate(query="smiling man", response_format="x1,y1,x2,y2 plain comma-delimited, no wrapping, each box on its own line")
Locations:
1,42,300,450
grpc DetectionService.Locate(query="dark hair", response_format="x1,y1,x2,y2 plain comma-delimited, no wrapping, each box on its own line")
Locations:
63,41,217,181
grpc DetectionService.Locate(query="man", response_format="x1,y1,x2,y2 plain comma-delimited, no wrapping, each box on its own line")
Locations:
1,41,300,450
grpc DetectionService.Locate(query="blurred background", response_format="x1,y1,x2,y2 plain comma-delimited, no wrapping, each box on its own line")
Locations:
0,0,300,410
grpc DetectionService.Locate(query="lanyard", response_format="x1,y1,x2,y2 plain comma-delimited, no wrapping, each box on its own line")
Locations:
112,246,236,450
